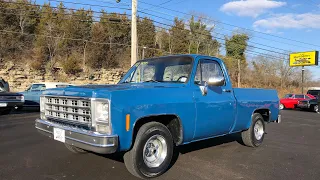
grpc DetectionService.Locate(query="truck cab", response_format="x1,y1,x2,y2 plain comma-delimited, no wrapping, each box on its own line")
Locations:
35,55,281,179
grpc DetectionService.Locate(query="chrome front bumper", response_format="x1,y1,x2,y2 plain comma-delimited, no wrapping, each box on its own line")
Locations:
297,104,310,109
35,119,118,154
276,114,281,123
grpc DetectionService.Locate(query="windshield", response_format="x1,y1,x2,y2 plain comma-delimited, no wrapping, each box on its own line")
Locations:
27,84,46,91
307,90,320,96
284,94,293,98
120,56,193,84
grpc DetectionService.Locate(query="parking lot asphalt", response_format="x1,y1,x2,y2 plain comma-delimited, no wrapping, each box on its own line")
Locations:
0,109,319,180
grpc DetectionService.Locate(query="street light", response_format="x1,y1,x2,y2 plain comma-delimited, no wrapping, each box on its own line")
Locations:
142,46,146,59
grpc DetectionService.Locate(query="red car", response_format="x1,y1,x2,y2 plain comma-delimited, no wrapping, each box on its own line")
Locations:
280,94,315,110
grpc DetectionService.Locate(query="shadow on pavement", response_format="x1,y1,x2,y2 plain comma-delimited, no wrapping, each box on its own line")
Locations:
11,107,39,114
97,133,244,169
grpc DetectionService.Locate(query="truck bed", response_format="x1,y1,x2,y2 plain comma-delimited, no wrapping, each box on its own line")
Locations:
231,88,279,132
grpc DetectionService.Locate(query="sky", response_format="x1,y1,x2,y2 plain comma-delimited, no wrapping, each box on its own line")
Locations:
39,0,320,80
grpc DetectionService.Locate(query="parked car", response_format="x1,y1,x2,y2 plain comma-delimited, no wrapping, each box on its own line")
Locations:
279,94,315,110
0,88,24,115
297,98,319,112
306,89,320,99
35,55,281,179
0,77,10,92
18,82,73,109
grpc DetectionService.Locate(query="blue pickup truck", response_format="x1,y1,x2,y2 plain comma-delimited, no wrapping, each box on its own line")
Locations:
35,55,281,179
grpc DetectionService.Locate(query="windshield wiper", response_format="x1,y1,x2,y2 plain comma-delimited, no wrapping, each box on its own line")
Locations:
143,79,161,83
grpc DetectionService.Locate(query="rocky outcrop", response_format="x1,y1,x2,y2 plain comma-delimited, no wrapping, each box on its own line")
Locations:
0,62,126,92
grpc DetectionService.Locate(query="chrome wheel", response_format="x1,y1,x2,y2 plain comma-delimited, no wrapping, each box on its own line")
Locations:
143,135,168,168
314,105,319,112
254,120,264,140
279,104,284,110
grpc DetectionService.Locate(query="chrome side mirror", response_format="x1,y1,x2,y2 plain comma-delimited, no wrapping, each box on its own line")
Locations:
207,76,225,86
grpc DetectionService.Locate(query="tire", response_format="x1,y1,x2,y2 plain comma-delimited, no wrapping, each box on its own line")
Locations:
313,105,319,113
241,113,265,147
124,122,174,179
279,104,284,110
65,144,87,154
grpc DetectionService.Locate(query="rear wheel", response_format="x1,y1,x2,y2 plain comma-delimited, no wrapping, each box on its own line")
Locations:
313,105,319,113
65,144,87,154
124,122,174,179
241,113,265,147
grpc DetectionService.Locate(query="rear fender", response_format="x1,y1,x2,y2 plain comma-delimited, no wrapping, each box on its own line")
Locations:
246,108,271,129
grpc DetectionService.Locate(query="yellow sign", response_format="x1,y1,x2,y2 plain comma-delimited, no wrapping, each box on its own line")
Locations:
289,51,318,67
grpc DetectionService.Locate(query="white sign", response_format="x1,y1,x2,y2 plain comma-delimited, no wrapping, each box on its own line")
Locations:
53,128,65,143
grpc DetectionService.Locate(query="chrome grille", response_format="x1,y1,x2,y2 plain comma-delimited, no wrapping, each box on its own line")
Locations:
44,96,91,125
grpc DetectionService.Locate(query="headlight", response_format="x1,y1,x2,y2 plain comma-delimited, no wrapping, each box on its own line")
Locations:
91,99,111,134
40,96,45,112
40,96,46,119
16,95,24,102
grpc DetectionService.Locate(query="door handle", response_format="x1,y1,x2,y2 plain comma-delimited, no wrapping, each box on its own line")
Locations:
223,89,231,93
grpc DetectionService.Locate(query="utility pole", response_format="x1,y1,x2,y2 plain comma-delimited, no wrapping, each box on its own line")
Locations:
238,58,241,88
142,46,146,59
131,0,137,66
302,66,305,94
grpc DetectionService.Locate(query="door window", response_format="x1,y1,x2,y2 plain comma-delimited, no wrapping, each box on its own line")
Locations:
194,59,224,85
295,95,304,99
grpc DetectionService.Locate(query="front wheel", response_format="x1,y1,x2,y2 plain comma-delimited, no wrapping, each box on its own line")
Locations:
313,105,319,113
124,122,174,179
279,103,284,110
241,113,265,147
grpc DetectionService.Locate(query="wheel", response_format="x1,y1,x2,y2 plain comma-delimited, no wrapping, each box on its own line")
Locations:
65,144,87,154
124,122,174,179
313,105,319,113
241,113,265,147
279,103,284,110
0,108,12,115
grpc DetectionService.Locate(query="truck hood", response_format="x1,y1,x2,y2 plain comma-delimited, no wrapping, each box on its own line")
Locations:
43,83,185,98
0,91,23,96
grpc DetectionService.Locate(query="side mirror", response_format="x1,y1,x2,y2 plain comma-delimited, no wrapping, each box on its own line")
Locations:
207,76,225,86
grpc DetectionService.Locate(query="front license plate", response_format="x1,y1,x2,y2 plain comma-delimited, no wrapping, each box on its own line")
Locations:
0,103,7,107
53,128,65,143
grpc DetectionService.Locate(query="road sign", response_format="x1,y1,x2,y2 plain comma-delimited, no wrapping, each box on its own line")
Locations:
289,51,318,67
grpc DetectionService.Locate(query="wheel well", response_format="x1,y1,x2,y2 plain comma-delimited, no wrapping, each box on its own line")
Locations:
132,115,183,147
253,109,270,122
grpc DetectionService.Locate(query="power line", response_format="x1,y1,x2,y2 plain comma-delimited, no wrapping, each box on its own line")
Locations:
0,1,130,17
136,7,314,50
148,17,289,56
151,22,288,60
44,0,315,52
0,1,291,60
48,0,131,11
138,0,320,47
0,29,168,53
138,10,292,54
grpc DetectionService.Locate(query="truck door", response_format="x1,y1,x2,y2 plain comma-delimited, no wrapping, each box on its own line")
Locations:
193,58,236,140
24,84,46,106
